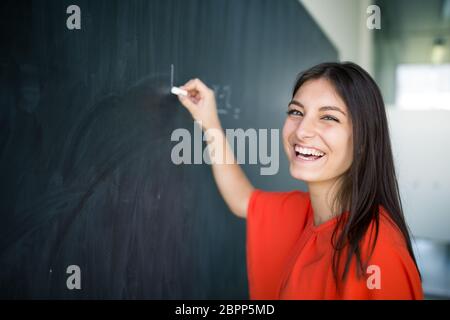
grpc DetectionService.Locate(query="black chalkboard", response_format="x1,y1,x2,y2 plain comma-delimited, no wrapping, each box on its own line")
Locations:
0,0,337,298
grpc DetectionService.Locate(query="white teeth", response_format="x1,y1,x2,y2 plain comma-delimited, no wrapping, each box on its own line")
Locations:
294,145,325,157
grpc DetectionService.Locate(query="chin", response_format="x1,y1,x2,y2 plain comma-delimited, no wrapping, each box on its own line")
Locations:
289,165,323,183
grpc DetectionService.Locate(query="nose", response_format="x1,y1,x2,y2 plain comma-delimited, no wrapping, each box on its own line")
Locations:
295,116,316,140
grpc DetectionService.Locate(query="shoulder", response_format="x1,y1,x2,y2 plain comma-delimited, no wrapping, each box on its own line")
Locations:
365,206,411,249
247,189,311,235
362,206,416,266
248,189,310,217
249,189,309,209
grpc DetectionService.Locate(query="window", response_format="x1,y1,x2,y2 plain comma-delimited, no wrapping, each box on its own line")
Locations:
396,64,450,110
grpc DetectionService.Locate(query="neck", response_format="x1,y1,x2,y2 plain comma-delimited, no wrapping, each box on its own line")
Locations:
307,179,341,226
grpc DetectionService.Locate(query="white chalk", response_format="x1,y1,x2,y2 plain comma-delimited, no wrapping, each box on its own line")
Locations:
171,86,188,97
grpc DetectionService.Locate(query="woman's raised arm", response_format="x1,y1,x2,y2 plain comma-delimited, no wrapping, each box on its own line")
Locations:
177,78,254,218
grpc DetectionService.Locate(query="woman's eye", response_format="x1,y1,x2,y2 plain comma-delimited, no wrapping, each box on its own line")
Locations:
287,110,303,116
286,110,339,122
322,115,339,122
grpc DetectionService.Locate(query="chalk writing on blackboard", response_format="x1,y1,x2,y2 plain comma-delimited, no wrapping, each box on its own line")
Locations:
212,85,240,120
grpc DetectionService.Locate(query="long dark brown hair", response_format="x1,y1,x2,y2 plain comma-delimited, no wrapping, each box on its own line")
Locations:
292,62,420,287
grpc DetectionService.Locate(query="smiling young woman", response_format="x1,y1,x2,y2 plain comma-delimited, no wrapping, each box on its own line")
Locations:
177,62,423,300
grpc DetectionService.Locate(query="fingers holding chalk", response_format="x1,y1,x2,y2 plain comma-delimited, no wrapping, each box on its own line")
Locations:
173,78,220,130
183,78,210,94
171,86,188,96
173,78,211,107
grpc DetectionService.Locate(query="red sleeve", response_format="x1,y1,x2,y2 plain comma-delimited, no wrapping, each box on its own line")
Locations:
364,243,423,300
341,218,424,300
246,189,310,299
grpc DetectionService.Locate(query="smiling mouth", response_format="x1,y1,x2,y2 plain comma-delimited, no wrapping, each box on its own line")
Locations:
294,144,326,161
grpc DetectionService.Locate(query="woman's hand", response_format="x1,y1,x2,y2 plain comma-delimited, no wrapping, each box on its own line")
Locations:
177,78,221,131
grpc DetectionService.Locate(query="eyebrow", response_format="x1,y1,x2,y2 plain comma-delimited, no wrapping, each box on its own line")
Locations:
288,99,347,116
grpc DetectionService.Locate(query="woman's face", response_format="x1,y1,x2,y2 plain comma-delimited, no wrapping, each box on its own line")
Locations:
282,78,353,184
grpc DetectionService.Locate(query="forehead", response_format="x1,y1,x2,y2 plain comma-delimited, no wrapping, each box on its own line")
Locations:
293,78,348,111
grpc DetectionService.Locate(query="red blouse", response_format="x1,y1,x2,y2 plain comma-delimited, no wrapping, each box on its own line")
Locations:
246,189,424,300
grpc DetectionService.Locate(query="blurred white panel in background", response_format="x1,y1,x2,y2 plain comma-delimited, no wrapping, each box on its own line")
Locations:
396,64,450,110
387,109,450,242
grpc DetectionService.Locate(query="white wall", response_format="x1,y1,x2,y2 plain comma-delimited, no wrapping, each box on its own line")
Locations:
300,0,374,75
388,109,450,242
